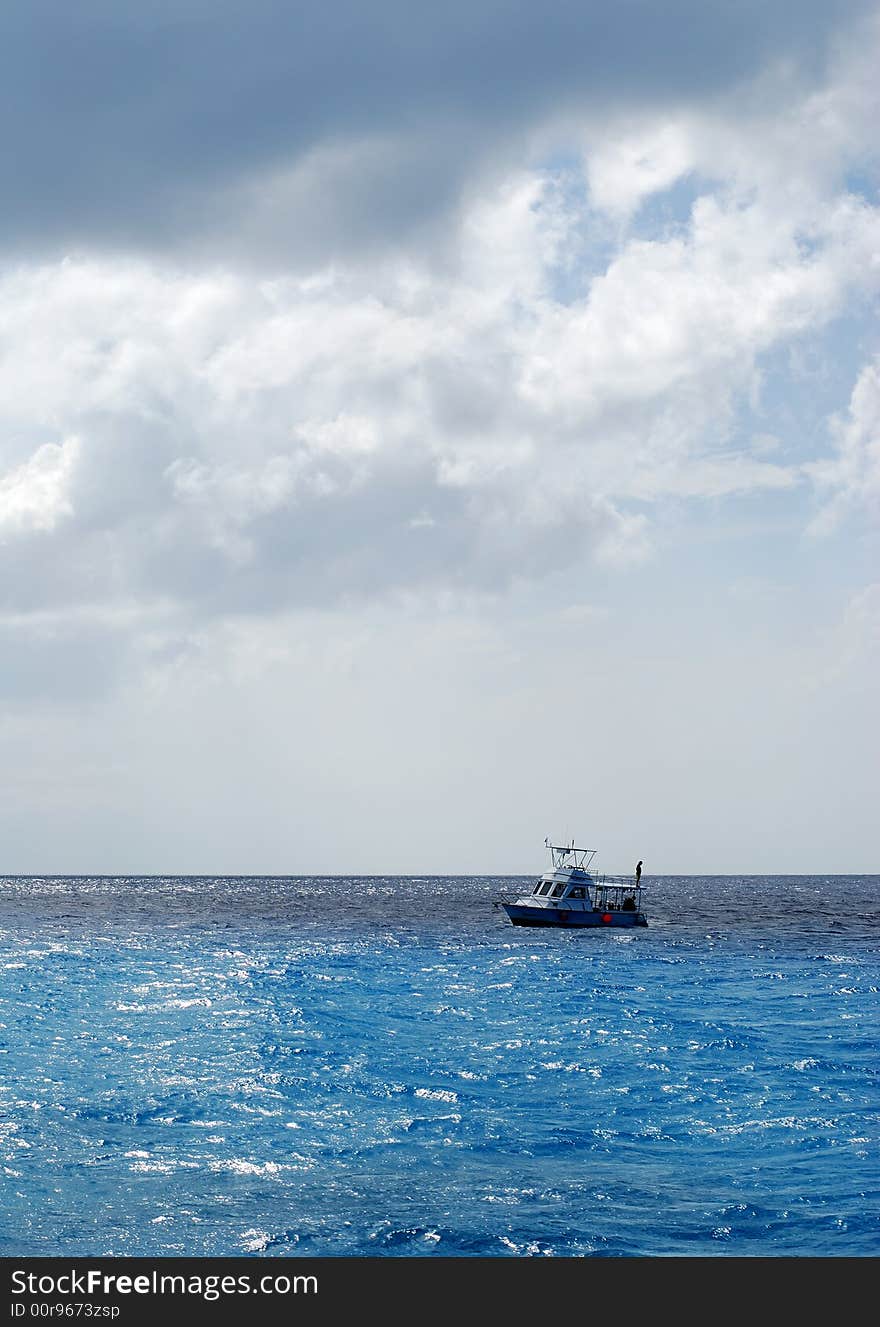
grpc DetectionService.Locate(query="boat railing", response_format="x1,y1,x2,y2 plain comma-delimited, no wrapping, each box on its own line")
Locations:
496,874,642,903
548,843,597,871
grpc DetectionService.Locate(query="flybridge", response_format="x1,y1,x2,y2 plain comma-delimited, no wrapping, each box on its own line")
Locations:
545,841,597,872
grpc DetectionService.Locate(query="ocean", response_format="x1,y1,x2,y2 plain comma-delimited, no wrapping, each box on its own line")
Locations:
1,874,878,1258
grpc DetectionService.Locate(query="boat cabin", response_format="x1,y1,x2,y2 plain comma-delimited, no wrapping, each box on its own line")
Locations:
527,844,642,912
530,875,640,911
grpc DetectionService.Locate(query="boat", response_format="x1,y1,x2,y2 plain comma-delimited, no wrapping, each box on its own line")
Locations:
497,839,647,928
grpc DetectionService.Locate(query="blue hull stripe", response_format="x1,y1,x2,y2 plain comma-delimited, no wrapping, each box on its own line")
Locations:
503,905,647,928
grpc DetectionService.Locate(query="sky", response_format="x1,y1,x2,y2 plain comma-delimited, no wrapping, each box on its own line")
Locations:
0,1,877,874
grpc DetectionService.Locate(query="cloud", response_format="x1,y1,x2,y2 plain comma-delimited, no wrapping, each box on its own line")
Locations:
586,121,697,222
0,2,876,715
807,355,880,531
0,5,878,872
0,436,79,534
0,98,877,633
0,612,129,703
0,1,874,265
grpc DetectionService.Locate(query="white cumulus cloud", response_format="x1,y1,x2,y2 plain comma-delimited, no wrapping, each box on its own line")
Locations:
0,436,80,535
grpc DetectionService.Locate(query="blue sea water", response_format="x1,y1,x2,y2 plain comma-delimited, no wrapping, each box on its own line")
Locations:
1,874,878,1258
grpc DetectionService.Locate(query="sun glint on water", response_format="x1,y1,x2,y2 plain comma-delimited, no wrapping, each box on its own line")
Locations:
1,873,878,1257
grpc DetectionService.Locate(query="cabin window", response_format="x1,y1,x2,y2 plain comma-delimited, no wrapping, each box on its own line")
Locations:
568,887,585,899
551,883,565,898
538,883,553,896
533,882,543,894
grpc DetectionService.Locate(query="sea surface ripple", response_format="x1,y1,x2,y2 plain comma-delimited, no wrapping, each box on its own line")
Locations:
1,874,878,1257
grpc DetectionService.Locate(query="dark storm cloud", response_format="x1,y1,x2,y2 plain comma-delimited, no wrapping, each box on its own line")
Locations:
0,0,871,261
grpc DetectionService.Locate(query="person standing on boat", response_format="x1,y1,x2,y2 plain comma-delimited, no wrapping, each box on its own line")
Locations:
635,860,642,884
